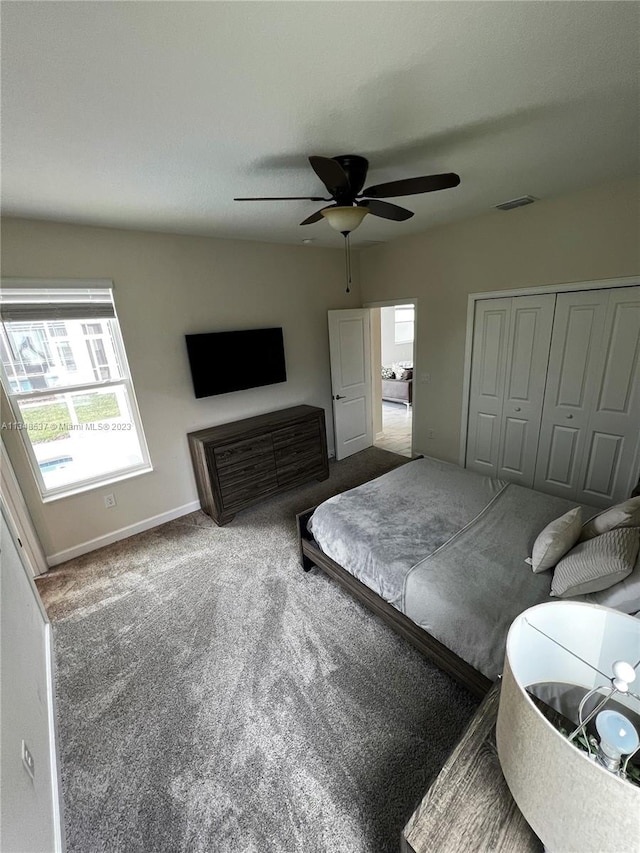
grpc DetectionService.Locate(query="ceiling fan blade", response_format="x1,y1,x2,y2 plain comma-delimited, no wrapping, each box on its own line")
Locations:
358,199,414,221
234,196,328,201
309,156,350,194
300,206,333,226
361,172,461,199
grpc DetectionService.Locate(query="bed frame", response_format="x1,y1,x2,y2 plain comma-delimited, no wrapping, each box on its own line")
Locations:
297,506,492,699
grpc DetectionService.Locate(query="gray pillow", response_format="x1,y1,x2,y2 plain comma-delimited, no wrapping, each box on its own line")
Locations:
585,531,640,613
531,506,582,573
579,496,640,542
551,527,640,598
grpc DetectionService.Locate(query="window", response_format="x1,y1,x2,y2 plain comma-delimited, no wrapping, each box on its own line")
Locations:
0,284,152,500
86,336,111,381
56,341,76,371
395,305,415,344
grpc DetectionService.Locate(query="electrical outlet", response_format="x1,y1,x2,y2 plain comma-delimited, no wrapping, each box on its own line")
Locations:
427,429,435,439
104,493,116,509
421,373,431,383
22,740,35,780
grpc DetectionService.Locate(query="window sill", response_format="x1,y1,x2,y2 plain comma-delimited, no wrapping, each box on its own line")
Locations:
40,463,154,503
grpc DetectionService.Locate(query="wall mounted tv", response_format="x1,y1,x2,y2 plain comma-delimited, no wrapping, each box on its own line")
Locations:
185,327,287,398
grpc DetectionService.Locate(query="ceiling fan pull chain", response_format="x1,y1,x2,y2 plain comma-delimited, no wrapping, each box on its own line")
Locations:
343,231,351,293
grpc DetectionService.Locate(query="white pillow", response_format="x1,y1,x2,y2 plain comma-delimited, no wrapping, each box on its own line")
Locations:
530,507,582,573
586,532,640,614
392,362,412,380
551,527,640,598
579,496,640,542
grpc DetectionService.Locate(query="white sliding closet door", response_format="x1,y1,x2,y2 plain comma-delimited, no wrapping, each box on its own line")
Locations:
466,299,510,477
498,295,555,484
466,294,554,485
533,290,608,499
535,287,640,505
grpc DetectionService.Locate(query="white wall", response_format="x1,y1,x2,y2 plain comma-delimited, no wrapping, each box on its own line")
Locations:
0,504,63,852
361,178,640,462
1,218,359,560
380,305,413,366
369,308,382,436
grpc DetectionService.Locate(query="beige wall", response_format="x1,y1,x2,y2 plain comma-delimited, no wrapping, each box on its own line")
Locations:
360,178,640,463
1,218,358,559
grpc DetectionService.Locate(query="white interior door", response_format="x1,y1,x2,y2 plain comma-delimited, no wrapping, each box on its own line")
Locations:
497,294,555,486
466,295,554,485
328,309,373,460
534,290,609,501
574,286,640,504
465,299,511,477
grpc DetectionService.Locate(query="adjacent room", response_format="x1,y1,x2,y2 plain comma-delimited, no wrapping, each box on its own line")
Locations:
376,303,415,457
1,3,639,853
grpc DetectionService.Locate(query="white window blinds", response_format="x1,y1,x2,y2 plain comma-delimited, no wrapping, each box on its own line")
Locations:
0,288,115,322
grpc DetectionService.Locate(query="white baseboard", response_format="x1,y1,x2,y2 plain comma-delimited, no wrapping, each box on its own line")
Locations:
46,500,201,567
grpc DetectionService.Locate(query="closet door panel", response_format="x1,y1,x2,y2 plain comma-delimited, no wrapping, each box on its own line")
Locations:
575,286,640,505
501,417,528,474
534,291,609,500
466,299,510,476
474,413,499,466
543,424,580,488
497,295,555,485
581,433,622,497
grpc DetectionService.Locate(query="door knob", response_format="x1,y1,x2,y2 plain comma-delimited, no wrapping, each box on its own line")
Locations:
514,407,521,412
566,414,574,419
334,394,346,400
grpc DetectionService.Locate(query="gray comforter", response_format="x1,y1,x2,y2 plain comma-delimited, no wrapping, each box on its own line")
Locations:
308,457,595,680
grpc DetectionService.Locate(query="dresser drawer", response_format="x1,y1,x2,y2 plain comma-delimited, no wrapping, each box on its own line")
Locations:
219,470,278,510
272,419,320,451
214,434,274,469
276,450,325,487
274,440,322,468
217,455,276,490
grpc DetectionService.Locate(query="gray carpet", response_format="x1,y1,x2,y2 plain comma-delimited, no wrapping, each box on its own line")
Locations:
38,447,479,853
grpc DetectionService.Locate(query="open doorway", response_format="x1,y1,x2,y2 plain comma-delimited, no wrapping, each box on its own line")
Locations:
372,303,415,457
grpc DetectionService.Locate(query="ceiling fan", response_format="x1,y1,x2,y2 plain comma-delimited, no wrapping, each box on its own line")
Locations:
234,154,461,233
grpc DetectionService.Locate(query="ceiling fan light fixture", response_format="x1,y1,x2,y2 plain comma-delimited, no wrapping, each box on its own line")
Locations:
321,206,369,234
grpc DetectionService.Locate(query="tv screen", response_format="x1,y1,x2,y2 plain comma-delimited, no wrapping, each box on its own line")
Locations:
185,327,287,398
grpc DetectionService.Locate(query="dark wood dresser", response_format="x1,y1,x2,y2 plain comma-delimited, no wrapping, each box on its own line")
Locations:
187,405,329,525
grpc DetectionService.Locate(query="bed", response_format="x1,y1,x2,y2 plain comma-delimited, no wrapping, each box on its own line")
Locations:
297,457,603,697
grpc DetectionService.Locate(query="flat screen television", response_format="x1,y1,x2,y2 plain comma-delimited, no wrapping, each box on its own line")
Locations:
185,327,287,398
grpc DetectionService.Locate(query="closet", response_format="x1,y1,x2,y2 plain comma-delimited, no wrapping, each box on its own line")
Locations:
465,285,640,507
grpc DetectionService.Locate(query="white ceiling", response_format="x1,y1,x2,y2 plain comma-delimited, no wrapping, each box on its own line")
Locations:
2,2,639,248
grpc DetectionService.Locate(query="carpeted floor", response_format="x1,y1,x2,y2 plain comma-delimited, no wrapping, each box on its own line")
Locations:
37,447,479,853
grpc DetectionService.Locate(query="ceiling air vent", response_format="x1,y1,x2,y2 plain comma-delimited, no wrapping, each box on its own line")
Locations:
494,195,537,211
